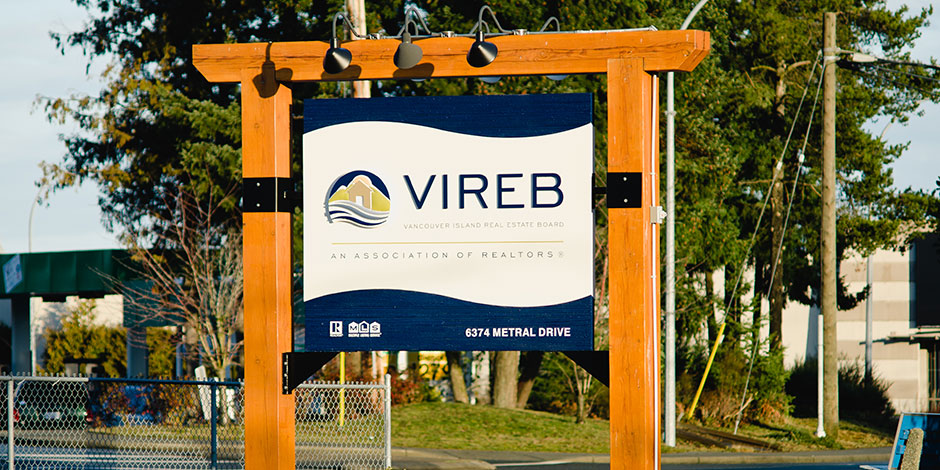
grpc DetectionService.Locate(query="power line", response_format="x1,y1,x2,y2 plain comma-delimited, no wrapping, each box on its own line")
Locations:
686,51,823,420
733,56,826,433
865,63,940,84
848,67,940,100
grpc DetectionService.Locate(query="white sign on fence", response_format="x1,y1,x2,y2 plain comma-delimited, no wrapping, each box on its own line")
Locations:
3,254,23,293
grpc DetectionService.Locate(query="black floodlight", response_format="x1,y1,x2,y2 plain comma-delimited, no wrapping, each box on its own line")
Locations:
394,31,423,69
324,12,369,74
394,5,432,70
467,6,508,68
324,13,352,74
468,30,498,68
324,36,352,74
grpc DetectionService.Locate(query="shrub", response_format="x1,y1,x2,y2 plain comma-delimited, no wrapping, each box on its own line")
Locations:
42,300,126,377
786,358,896,428
528,352,609,420
147,327,177,377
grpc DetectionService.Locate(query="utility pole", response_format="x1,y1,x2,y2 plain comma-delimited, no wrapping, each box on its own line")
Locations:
346,0,369,381
348,0,371,100
665,0,710,447
821,11,839,439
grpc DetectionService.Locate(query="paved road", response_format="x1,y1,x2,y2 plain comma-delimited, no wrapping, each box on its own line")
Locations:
489,462,886,470
3,445,241,470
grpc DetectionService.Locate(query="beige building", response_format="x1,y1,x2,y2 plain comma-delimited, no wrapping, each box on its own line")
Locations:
782,233,940,413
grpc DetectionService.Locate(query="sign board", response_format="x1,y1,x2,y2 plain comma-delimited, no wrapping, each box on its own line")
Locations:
303,94,594,351
888,412,940,469
3,254,23,294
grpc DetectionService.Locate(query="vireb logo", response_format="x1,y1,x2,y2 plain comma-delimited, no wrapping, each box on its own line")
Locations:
325,171,390,228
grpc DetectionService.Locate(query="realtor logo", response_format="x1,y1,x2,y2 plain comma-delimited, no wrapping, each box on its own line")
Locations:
329,321,343,337
348,321,382,338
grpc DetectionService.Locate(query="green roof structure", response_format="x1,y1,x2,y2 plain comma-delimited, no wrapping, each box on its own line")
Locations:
0,249,136,300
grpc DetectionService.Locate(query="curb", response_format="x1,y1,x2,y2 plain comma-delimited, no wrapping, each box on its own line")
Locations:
662,450,891,465
393,449,496,470
392,446,893,468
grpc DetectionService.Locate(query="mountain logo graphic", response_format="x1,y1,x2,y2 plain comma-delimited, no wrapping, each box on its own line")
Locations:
325,171,391,228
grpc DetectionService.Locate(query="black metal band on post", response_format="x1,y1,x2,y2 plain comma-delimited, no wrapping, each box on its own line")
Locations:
606,172,642,209
243,177,296,212
282,352,340,394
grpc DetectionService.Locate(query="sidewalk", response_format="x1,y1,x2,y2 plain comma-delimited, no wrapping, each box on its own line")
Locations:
391,446,893,469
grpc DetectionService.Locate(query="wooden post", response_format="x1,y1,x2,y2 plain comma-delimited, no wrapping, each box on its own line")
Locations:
241,68,296,470
607,58,660,470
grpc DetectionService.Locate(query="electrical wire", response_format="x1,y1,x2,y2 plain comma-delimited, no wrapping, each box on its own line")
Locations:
723,53,824,315
732,57,826,434
866,63,940,84
847,67,940,101
686,52,823,420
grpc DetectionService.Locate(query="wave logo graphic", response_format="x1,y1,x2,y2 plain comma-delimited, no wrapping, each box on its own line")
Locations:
325,171,391,228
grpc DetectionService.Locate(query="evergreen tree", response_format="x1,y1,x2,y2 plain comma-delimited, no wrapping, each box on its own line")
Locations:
42,0,940,427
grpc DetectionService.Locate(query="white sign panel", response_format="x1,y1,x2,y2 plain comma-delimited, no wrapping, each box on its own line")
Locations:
3,254,23,294
303,94,594,351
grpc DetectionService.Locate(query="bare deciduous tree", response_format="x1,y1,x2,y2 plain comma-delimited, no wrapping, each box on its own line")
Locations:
115,188,243,384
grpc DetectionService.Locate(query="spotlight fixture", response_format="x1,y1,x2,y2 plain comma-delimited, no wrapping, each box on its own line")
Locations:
394,6,431,70
467,30,498,68
467,6,507,68
323,12,368,74
324,13,352,74
395,31,423,69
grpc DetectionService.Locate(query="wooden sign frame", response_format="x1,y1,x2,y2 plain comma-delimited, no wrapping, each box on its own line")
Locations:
193,29,709,470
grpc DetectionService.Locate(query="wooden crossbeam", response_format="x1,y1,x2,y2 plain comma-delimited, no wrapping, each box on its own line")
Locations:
193,30,709,82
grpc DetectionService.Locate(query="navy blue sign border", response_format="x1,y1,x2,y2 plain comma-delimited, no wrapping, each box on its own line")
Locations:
304,93,593,138
305,290,593,351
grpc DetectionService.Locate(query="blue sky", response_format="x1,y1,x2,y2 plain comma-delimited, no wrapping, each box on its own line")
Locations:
0,1,937,255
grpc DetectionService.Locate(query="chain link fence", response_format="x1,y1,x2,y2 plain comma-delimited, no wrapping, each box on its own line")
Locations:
0,375,390,470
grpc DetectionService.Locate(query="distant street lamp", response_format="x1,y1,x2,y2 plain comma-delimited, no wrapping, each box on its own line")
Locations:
26,179,51,376
664,0,710,448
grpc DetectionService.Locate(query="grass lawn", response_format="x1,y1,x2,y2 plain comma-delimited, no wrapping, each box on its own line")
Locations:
731,417,895,451
391,402,610,453
391,402,896,454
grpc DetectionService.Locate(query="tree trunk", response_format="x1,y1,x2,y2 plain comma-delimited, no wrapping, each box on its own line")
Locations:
752,259,764,349
770,68,787,355
574,364,592,424
445,351,469,404
705,270,717,342
516,351,543,408
346,352,363,380
770,162,785,352
575,384,587,424
724,265,741,344
492,351,519,408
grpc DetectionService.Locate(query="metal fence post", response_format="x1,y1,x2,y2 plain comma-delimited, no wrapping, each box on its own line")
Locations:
6,378,13,470
210,381,218,470
384,374,391,469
